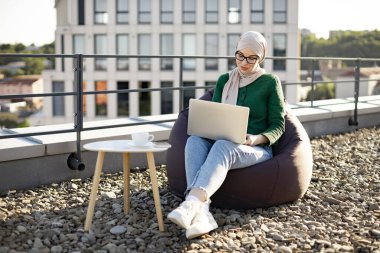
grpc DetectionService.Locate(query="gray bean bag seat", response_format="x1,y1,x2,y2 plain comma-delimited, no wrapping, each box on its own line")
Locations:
166,90,313,209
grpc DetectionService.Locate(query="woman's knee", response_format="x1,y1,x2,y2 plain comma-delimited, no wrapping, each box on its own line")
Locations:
212,139,236,153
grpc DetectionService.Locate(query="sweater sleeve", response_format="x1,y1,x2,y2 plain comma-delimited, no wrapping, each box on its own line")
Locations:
212,73,229,103
261,75,286,146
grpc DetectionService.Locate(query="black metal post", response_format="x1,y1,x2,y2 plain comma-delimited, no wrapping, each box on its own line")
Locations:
67,54,85,170
179,57,184,111
348,59,360,126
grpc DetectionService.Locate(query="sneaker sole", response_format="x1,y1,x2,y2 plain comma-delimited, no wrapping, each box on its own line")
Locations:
186,222,218,239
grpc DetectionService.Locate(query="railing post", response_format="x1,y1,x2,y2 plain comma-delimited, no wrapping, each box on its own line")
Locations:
310,59,316,107
68,54,85,171
348,58,360,126
179,57,184,111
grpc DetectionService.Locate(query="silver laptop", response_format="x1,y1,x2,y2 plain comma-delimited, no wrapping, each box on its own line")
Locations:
187,98,250,144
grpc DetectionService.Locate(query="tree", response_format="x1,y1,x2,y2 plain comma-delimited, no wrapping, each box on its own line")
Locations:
301,30,380,69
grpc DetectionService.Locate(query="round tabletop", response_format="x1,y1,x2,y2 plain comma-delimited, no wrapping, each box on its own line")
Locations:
83,140,171,153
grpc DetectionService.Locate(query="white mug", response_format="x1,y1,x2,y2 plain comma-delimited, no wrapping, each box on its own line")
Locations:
131,132,154,146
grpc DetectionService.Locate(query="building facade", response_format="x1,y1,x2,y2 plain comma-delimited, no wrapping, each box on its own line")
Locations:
0,75,43,110
42,0,300,124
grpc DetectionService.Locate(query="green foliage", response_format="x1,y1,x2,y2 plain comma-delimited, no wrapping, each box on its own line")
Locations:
301,30,380,69
305,82,335,101
0,42,55,76
0,113,30,128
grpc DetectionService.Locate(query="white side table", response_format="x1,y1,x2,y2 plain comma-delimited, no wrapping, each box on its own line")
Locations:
83,140,171,232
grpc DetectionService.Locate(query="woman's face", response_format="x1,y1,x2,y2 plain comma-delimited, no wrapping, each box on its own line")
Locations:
235,48,259,75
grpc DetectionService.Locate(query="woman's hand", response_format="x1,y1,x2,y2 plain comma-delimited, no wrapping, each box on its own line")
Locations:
244,134,269,146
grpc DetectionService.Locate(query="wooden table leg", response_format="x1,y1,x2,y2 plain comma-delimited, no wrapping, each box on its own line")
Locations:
146,152,165,231
84,151,105,231
123,152,130,214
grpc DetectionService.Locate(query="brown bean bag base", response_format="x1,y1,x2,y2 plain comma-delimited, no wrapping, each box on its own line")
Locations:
166,90,313,209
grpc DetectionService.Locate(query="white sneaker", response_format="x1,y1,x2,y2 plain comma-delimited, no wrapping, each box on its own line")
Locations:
167,200,201,229
186,201,218,239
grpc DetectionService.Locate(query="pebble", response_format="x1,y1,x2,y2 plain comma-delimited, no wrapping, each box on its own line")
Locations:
0,126,379,252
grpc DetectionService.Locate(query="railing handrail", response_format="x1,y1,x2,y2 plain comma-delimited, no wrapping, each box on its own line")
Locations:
1,53,380,169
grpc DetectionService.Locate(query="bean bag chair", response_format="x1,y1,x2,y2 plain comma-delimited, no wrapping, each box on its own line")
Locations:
166,89,313,209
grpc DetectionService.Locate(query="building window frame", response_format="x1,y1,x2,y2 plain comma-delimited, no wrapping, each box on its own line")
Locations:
94,34,107,71
227,33,240,70
273,33,287,71
52,81,65,116
160,34,174,70
160,81,173,114
95,80,107,116
138,0,151,24
205,0,218,24
251,0,264,23
160,0,174,24
273,0,287,23
138,34,151,71
183,0,196,24
205,33,218,71
182,34,196,71
94,0,108,24
228,0,241,24
116,34,129,70
78,0,85,25
116,0,129,24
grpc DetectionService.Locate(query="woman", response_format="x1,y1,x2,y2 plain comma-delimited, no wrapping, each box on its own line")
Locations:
168,31,285,239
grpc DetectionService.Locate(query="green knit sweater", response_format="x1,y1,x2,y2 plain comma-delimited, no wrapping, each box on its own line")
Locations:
212,73,285,146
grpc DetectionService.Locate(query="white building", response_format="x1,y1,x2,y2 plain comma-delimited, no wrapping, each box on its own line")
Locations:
336,68,380,98
42,0,300,124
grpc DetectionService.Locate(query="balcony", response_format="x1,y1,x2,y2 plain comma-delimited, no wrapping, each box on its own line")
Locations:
0,54,380,252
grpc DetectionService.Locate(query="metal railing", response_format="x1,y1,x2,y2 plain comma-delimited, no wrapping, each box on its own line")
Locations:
1,53,380,170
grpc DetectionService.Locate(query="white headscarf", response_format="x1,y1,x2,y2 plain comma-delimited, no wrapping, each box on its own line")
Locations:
221,31,268,104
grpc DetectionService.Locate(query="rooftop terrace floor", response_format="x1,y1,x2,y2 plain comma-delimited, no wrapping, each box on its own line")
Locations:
0,126,379,252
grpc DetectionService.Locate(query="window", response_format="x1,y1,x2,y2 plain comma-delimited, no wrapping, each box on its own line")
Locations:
138,0,151,24
183,0,196,23
117,81,129,116
52,81,65,116
138,34,151,70
182,34,196,70
228,0,241,24
78,0,85,25
139,81,151,116
95,81,107,116
73,34,85,70
94,0,108,24
94,34,107,70
117,34,129,70
205,34,218,70
161,81,173,114
273,0,287,23
273,34,286,70
116,0,128,23
227,34,240,69
160,34,173,70
183,81,195,108
205,0,218,23
251,0,264,23
161,0,173,23
73,35,85,54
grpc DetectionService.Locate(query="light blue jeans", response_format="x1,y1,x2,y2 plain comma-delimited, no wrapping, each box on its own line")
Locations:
184,135,273,199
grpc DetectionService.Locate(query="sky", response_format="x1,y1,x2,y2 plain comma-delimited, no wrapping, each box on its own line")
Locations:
0,0,379,46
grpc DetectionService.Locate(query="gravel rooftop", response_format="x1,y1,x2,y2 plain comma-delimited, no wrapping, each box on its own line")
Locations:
0,126,379,253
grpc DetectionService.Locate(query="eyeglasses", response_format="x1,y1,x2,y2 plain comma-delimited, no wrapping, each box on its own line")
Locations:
235,51,259,64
